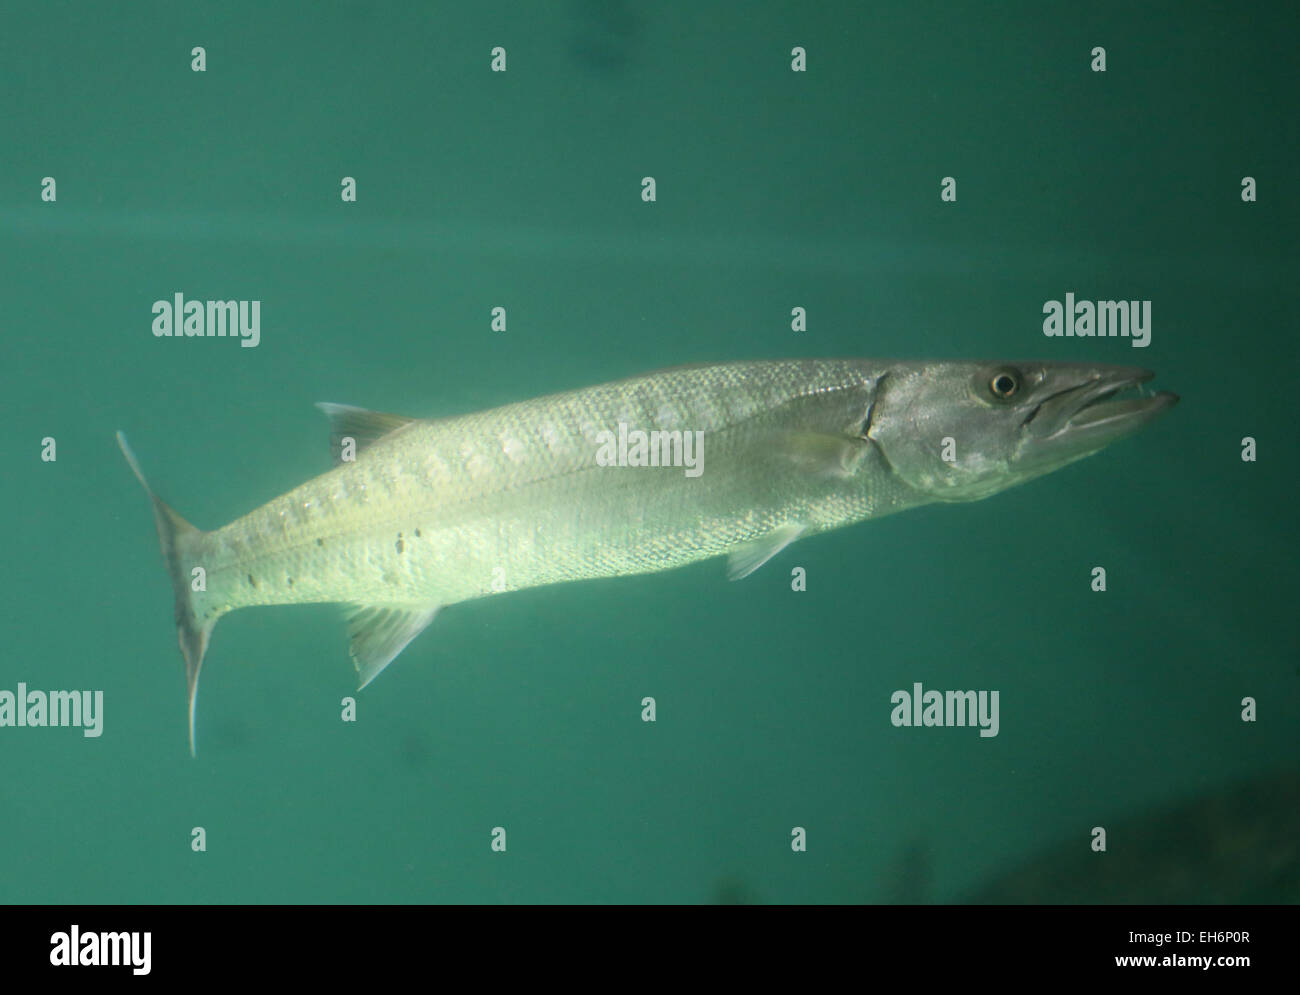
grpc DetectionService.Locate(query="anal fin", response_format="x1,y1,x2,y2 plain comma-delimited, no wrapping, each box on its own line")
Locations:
345,603,441,688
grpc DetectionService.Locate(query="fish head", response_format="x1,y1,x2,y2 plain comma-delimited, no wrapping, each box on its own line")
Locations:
865,361,1179,502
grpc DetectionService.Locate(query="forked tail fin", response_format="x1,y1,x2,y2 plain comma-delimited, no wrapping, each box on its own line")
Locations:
116,431,213,755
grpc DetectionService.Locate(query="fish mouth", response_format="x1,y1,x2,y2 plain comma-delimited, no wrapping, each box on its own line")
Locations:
1025,368,1179,449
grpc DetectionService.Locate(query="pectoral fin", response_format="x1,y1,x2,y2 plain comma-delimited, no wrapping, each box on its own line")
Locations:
345,603,441,688
727,523,807,581
772,431,871,477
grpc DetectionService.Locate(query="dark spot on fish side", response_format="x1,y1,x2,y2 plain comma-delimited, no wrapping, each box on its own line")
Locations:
248,574,257,588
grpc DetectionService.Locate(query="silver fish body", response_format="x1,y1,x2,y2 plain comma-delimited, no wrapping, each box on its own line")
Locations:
118,358,1177,751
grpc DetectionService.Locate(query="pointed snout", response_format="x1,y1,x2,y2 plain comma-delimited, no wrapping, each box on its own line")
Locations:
1025,364,1178,451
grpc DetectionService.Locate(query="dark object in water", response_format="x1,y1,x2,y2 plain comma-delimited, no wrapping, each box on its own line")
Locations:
962,769,1300,904
569,0,641,76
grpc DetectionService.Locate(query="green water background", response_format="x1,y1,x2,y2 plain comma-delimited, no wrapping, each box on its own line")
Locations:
1,1,1295,903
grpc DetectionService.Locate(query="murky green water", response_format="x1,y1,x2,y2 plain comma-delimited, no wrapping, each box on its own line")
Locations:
1,1,1294,903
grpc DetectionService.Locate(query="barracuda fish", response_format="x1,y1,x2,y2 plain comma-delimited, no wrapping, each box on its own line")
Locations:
118,358,1177,752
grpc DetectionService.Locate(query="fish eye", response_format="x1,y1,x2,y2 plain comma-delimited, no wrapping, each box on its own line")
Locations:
989,369,1020,399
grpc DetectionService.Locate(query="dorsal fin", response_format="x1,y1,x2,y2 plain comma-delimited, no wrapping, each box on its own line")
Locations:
315,403,417,464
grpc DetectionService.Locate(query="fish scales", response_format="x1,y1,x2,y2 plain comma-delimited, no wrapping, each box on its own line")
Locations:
196,359,881,614
117,357,1177,751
